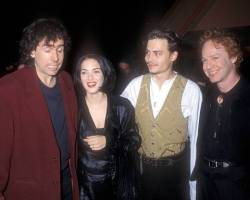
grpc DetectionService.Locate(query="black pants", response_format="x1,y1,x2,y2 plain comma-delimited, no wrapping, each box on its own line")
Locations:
141,156,189,200
198,165,250,200
61,166,73,200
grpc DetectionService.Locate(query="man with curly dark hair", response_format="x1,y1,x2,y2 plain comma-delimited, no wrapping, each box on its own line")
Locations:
0,18,79,200
196,28,250,200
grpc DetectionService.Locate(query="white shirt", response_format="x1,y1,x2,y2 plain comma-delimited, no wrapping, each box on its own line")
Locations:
121,73,202,200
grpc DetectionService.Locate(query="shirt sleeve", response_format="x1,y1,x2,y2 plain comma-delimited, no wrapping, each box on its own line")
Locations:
0,97,14,200
182,80,202,200
120,76,143,108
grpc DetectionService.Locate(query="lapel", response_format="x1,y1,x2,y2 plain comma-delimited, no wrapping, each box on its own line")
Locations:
59,73,76,155
23,68,53,131
105,95,119,132
23,68,58,154
105,95,112,131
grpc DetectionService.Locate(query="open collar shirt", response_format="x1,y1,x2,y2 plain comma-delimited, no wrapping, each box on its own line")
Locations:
121,73,202,200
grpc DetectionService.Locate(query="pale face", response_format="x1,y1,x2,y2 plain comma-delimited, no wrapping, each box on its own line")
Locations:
80,58,104,95
145,39,177,76
202,40,237,84
31,38,64,81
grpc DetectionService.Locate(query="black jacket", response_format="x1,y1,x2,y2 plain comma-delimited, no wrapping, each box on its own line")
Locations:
193,78,250,182
77,95,141,200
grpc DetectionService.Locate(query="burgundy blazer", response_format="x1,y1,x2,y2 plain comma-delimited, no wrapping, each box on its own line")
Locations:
0,68,79,200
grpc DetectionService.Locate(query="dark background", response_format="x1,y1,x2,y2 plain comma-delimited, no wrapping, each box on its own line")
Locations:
0,0,176,74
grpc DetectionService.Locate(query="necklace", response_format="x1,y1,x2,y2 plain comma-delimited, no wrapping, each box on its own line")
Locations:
217,94,224,105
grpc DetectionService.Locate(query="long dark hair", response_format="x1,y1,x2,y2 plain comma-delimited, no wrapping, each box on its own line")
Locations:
73,54,116,122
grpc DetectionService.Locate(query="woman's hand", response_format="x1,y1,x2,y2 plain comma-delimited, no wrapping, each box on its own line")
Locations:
83,135,106,151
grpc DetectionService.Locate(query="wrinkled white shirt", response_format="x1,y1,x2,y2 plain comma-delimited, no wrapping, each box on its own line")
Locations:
121,73,202,200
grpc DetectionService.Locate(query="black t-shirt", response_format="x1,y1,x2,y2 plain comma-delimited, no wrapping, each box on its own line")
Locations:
40,80,69,170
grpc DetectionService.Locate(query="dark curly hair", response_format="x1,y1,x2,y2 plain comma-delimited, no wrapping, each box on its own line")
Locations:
19,18,71,66
200,28,243,67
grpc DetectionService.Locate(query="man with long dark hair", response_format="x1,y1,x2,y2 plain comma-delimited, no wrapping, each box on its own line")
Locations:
0,18,79,200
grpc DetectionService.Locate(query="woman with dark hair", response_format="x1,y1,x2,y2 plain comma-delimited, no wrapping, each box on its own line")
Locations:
73,54,141,200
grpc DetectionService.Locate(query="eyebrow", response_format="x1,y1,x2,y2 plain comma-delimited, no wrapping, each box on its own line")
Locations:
152,50,162,53
43,43,64,48
146,49,162,53
202,52,220,60
81,67,101,70
207,52,220,57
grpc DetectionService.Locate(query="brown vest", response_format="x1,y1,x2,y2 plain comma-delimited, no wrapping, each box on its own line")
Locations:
135,74,188,158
